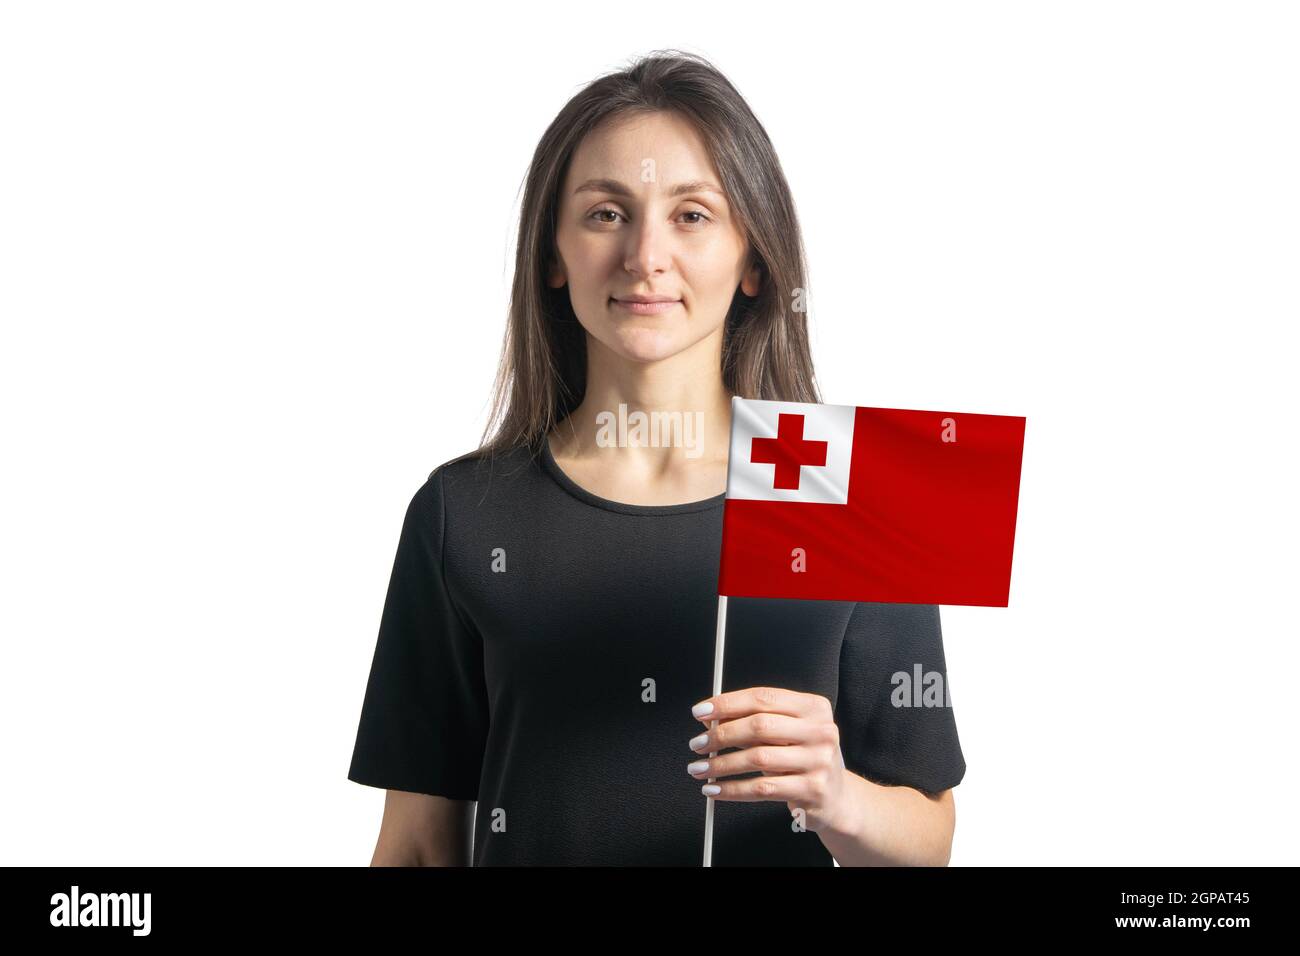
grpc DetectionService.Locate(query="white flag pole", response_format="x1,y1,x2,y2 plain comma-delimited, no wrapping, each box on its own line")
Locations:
704,395,741,867
702,592,728,867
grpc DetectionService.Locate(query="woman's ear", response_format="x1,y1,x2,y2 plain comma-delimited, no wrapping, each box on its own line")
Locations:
546,256,567,289
740,257,763,297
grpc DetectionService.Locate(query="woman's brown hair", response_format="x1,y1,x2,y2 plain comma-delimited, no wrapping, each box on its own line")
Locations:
451,49,821,473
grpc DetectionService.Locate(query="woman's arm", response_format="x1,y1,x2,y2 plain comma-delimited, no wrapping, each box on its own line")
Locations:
818,771,956,866
369,791,474,866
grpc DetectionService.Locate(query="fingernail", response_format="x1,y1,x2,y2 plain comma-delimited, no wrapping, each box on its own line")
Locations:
691,701,713,717
689,733,709,751
687,760,709,776
702,784,720,796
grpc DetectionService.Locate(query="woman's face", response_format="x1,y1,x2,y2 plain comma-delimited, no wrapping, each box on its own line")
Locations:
548,110,760,365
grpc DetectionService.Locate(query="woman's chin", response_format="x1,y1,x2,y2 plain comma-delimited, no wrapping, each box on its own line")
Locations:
605,328,689,364
615,348,678,365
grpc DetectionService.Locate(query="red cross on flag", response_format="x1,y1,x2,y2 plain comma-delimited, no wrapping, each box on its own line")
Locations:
718,397,1027,607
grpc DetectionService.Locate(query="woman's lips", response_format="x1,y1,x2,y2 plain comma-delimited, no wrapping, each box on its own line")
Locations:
610,298,682,315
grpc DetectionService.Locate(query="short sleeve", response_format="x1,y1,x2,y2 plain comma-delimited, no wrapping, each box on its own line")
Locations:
347,466,489,800
834,602,966,796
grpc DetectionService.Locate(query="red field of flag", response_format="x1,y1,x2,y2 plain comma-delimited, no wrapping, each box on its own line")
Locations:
718,397,1026,607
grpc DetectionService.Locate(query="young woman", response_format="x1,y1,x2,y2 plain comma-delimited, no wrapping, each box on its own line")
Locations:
348,51,966,866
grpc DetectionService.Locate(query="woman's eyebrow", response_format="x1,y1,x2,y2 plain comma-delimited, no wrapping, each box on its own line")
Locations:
572,178,725,199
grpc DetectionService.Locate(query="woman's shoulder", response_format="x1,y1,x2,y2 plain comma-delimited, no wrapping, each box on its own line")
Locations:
426,442,544,513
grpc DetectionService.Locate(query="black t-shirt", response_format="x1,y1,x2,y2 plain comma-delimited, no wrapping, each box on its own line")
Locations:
347,439,966,866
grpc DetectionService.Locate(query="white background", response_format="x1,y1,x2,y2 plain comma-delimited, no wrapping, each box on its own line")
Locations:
2,1,1296,865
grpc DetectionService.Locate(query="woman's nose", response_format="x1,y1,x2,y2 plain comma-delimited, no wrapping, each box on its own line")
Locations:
623,219,670,276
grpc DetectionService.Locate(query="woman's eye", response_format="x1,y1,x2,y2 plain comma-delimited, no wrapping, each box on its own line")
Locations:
587,208,710,225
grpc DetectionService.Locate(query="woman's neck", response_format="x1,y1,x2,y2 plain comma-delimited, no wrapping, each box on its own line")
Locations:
547,385,732,504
